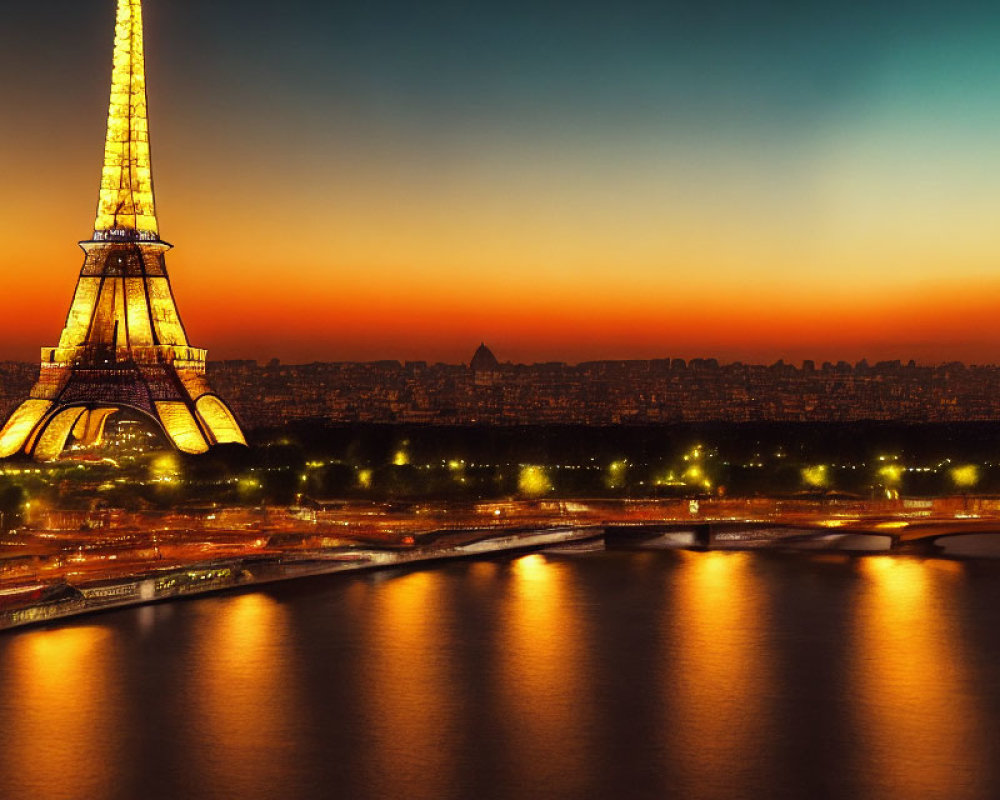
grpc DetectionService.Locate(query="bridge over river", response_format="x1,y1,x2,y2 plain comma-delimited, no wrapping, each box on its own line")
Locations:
605,516,1000,557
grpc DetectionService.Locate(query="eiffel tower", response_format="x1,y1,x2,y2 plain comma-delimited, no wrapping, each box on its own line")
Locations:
0,0,246,460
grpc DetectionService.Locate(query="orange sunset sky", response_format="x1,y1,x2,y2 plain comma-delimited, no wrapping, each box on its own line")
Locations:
2,1,1000,365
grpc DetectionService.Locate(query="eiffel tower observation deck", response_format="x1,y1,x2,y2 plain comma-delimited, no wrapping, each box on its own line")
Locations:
0,0,247,460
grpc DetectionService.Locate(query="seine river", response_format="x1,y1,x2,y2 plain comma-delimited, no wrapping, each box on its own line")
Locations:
2,550,1000,799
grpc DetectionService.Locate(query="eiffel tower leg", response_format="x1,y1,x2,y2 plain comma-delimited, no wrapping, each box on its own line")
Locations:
0,400,55,458
192,394,247,446
72,407,118,447
152,401,211,454
36,408,91,461
150,394,247,453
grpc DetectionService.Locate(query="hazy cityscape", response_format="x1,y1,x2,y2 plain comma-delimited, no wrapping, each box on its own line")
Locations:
7,348,1000,430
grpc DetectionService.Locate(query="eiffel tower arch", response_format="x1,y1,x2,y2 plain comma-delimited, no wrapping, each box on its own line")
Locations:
0,0,246,460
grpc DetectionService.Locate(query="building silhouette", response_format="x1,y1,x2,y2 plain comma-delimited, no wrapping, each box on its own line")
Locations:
470,343,501,386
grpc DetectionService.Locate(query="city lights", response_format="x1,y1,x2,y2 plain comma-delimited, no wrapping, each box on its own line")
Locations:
518,466,552,497
801,465,829,489
878,464,905,485
605,460,627,489
950,465,979,489
150,454,181,482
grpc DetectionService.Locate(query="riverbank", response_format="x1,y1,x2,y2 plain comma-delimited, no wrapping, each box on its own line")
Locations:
0,526,601,632
10,508,1000,633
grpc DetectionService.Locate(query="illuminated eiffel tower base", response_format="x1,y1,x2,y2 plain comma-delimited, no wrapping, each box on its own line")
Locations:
0,0,246,460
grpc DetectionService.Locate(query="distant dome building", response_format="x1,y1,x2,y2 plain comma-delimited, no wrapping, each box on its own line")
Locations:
470,343,500,372
470,343,501,386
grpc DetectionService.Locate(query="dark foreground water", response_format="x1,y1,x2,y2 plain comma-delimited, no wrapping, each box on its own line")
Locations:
3,550,1000,800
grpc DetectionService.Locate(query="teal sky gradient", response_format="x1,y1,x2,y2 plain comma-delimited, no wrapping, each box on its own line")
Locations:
1,1,1000,363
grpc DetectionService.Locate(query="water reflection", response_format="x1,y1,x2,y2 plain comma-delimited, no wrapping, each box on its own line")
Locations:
362,570,459,800
3,551,999,800
189,593,302,794
0,625,121,800
853,557,985,799
498,554,593,796
666,551,774,798
468,559,499,585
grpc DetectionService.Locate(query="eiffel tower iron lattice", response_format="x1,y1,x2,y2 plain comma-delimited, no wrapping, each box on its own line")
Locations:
0,0,247,460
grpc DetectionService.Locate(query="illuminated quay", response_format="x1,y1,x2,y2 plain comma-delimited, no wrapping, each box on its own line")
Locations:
0,0,245,460
7,494,1000,631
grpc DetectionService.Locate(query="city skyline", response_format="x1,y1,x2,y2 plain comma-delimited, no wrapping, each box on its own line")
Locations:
3,1,1000,365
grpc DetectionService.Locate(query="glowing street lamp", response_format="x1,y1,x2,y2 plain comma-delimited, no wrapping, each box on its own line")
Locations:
876,462,904,500
950,464,979,489
801,465,829,489
518,465,552,497
878,464,904,485
605,460,627,490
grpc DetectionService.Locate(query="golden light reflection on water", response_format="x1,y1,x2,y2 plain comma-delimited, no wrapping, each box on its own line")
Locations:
190,593,302,794
0,626,121,799
362,570,458,800
666,551,774,798
498,553,593,795
853,557,985,799
468,559,499,583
